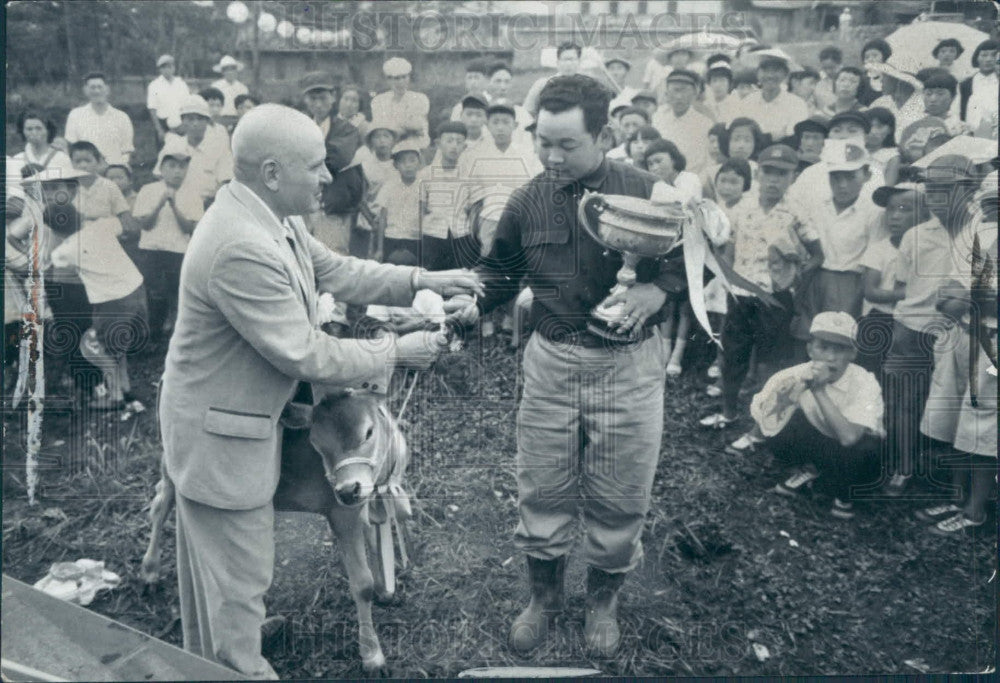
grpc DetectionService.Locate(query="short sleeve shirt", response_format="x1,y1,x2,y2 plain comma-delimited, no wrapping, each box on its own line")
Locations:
373,174,422,241
726,90,809,139
751,362,885,439
650,105,714,174
370,90,430,147
809,196,886,273
133,180,205,254
49,217,143,304
894,216,955,333
417,164,462,240
146,75,191,128
730,197,818,295
76,176,130,221
858,237,900,315
64,104,135,166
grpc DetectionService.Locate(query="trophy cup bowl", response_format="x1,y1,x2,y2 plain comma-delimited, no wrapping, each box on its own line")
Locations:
577,190,687,342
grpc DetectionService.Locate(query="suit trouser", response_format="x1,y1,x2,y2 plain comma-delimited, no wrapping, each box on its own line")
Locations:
515,332,665,572
175,492,278,680
883,321,937,475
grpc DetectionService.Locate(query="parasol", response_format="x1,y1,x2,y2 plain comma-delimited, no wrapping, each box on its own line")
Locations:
910,136,1000,168
885,21,988,80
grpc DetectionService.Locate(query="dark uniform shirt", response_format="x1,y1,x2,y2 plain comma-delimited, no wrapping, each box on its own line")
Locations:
476,158,685,340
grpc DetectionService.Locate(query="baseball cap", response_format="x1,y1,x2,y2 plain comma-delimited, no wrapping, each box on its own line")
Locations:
435,121,468,138
383,57,412,77
821,138,870,172
810,311,857,347
872,182,923,207
486,102,516,119
794,115,830,138
604,57,631,70
157,54,175,68
827,110,870,134
665,69,700,88
757,144,799,171
631,90,657,104
366,118,400,141
158,136,193,163
299,71,335,95
179,95,211,118
391,139,424,159
461,93,489,111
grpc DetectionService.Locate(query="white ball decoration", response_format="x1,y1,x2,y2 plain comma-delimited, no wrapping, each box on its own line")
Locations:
226,1,249,23
276,20,294,39
296,27,313,44
257,11,277,33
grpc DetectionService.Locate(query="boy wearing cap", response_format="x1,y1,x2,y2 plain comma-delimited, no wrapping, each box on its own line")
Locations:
746,311,884,519
793,115,829,166
147,55,190,143
699,144,824,429
457,103,543,259
418,121,476,270
797,139,884,329
854,183,927,376
732,57,810,139
371,57,430,148
67,142,135,231
372,140,424,264
604,56,639,103
349,120,398,257
65,72,134,168
631,90,658,120
133,138,205,341
881,154,983,497
960,39,998,137
458,94,494,154
159,95,234,207
651,69,713,174
300,73,365,254
210,55,249,119
449,59,493,122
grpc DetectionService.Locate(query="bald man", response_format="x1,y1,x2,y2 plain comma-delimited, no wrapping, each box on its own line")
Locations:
159,104,482,678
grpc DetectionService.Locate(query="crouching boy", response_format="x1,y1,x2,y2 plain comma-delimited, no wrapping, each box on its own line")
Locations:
749,311,885,518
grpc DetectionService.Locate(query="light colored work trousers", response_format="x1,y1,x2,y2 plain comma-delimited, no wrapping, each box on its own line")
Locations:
515,331,665,572
175,492,278,680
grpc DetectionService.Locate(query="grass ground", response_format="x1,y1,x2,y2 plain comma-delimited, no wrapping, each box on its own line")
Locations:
2,327,995,678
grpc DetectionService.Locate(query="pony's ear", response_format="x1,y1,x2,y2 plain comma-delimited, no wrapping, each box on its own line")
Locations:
280,401,313,430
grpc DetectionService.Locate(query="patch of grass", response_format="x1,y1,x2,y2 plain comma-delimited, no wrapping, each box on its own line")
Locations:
2,328,995,678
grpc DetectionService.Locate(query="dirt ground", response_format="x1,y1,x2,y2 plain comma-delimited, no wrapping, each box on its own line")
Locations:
2,327,995,678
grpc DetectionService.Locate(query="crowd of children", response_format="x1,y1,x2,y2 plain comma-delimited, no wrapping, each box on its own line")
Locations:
5,35,997,533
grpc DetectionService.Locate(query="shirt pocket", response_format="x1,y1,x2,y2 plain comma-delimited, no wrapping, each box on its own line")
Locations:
203,407,273,440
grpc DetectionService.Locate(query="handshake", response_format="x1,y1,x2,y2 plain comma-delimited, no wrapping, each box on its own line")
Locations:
389,268,483,370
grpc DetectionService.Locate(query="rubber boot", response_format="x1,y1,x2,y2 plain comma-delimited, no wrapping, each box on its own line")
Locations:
508,555,566,654
584,566,626,657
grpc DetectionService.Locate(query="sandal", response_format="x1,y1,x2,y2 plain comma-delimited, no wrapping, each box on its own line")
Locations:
914,503,962,523
830,498,855,519
698,412,737,429
930,512,986,535
884,473,911,498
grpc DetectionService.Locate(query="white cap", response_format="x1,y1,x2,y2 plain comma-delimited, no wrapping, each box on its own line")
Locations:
213,55,244,73
822,138,870,172
810,311,857,347
179,94,211,118
383,57,412,77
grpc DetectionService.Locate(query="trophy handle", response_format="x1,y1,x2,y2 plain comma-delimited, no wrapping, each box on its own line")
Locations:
577,191,607,245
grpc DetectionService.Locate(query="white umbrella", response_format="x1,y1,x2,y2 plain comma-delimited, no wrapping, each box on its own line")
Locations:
662,31,744,53
911,136,999,168
885,21,988,80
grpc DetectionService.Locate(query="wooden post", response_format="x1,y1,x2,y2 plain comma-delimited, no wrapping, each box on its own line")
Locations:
63,1,78,86
252,1,262,90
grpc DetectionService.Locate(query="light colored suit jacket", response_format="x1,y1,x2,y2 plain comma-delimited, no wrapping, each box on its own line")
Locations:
160,180,416,509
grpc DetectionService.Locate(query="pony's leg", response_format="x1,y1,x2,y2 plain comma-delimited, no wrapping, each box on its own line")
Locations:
140,467,176,584
329,507,386,672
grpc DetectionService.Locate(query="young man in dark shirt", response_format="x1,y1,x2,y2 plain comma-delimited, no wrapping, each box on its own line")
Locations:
453,74,678,657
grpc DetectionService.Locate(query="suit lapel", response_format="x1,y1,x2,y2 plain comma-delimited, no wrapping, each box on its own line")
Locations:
225,182,314,321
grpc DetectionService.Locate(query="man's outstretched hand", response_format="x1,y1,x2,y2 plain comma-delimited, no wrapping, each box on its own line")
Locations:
415,269,485,299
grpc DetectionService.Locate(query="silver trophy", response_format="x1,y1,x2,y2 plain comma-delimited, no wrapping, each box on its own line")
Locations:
577,190,687,342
